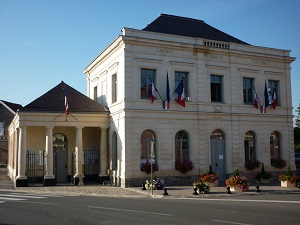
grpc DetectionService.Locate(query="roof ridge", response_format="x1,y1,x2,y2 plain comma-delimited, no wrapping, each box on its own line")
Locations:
160,13,205,23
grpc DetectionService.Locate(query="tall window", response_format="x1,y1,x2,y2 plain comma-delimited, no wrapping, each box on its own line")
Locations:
175,130,189,161
175,71,189,99
211,75,222,102
112,132,118,170
243,78,254,104
93,86,97,101
112,74,117,103
270,131,280,163
244,131,256,161
141,69,155,99
268,80,279,105
140,129,156,163
0,122,4,136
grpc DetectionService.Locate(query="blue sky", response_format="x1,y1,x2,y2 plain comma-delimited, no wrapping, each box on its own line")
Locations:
1,0,299,118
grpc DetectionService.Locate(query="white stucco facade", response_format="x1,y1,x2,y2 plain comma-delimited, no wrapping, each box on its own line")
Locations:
85,27,296,187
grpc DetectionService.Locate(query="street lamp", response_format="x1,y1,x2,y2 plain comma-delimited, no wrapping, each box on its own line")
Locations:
150,140,155,195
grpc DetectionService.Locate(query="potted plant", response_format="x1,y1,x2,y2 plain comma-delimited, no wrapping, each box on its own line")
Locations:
199,165,218,186
244,160,261,170
175,159,194,174
192,180,210,194
226,169,249,192
145,177,165,190
253,163,273,183
278,164,299,187
140,162,158,174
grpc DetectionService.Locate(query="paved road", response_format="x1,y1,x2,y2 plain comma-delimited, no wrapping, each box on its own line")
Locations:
1,191,300,225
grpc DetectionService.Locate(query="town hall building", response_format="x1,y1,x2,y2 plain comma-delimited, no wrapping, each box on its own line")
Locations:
8,14,296,187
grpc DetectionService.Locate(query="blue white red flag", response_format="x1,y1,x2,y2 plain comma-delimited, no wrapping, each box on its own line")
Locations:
151,82,157,103
175,80,185,107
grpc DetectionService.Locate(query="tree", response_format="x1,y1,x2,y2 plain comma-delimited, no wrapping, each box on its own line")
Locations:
295,104,300,150
295,104,300,128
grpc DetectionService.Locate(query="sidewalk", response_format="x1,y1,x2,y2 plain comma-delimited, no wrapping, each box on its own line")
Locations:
1,168,299,198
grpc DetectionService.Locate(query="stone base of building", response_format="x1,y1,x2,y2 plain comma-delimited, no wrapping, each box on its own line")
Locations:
16,177,28,187
43,177,56,186
123,175,200,188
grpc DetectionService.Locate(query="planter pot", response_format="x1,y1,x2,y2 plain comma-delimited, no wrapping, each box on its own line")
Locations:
281,181,296,187
230,186,238,192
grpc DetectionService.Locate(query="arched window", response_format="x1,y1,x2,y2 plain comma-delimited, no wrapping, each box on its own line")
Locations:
210,129,224,139
140,130,156,163
244,131,256,162
175,130,189,161
270,131,280,162
112,132,118,170
53,133,68,150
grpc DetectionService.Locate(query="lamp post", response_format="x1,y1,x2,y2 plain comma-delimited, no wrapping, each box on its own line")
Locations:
150,140,154,195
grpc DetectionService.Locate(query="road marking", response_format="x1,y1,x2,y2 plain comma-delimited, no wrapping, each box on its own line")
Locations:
211,219,252,225
0,192,63,204
87,206,174,217
172,198,300,204
8,193,64,198
0,194,46,199
0,197,26,201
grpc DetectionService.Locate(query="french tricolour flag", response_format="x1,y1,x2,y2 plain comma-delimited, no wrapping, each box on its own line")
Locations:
151,82,157,103
271,91,277,109
175,80,185,107
65,96,69,115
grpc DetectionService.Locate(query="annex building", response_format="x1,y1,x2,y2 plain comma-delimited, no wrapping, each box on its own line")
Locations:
8,14,296,187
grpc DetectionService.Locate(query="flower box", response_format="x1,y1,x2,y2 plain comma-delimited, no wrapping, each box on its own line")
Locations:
281,181,296,187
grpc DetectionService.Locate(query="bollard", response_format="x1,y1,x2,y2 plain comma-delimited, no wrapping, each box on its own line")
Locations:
142,183,146,190
163,188,168,195
226,187,231,194
256,186,260,192
193,187,198,195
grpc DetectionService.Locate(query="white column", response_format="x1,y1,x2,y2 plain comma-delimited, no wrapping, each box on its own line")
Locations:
16,126,27,179
44,127,54,179
74,126,84,185
100,127,108,176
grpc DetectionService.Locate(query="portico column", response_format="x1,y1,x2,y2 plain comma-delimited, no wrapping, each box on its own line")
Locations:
99,127,109,182
74,126,84,185
16,126,28,187
44,126,56,186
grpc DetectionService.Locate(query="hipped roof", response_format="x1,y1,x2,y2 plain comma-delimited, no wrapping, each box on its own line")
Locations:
142,14,249,45
21,81,106,113
0,100,22,112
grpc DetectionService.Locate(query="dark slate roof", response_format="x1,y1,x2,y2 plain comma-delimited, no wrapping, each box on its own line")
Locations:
21,81,107,113
143,14,249,45
0,100,22,112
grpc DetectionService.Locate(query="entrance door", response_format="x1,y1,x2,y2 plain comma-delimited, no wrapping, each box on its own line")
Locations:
53,133,68,183
210,130,226,186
